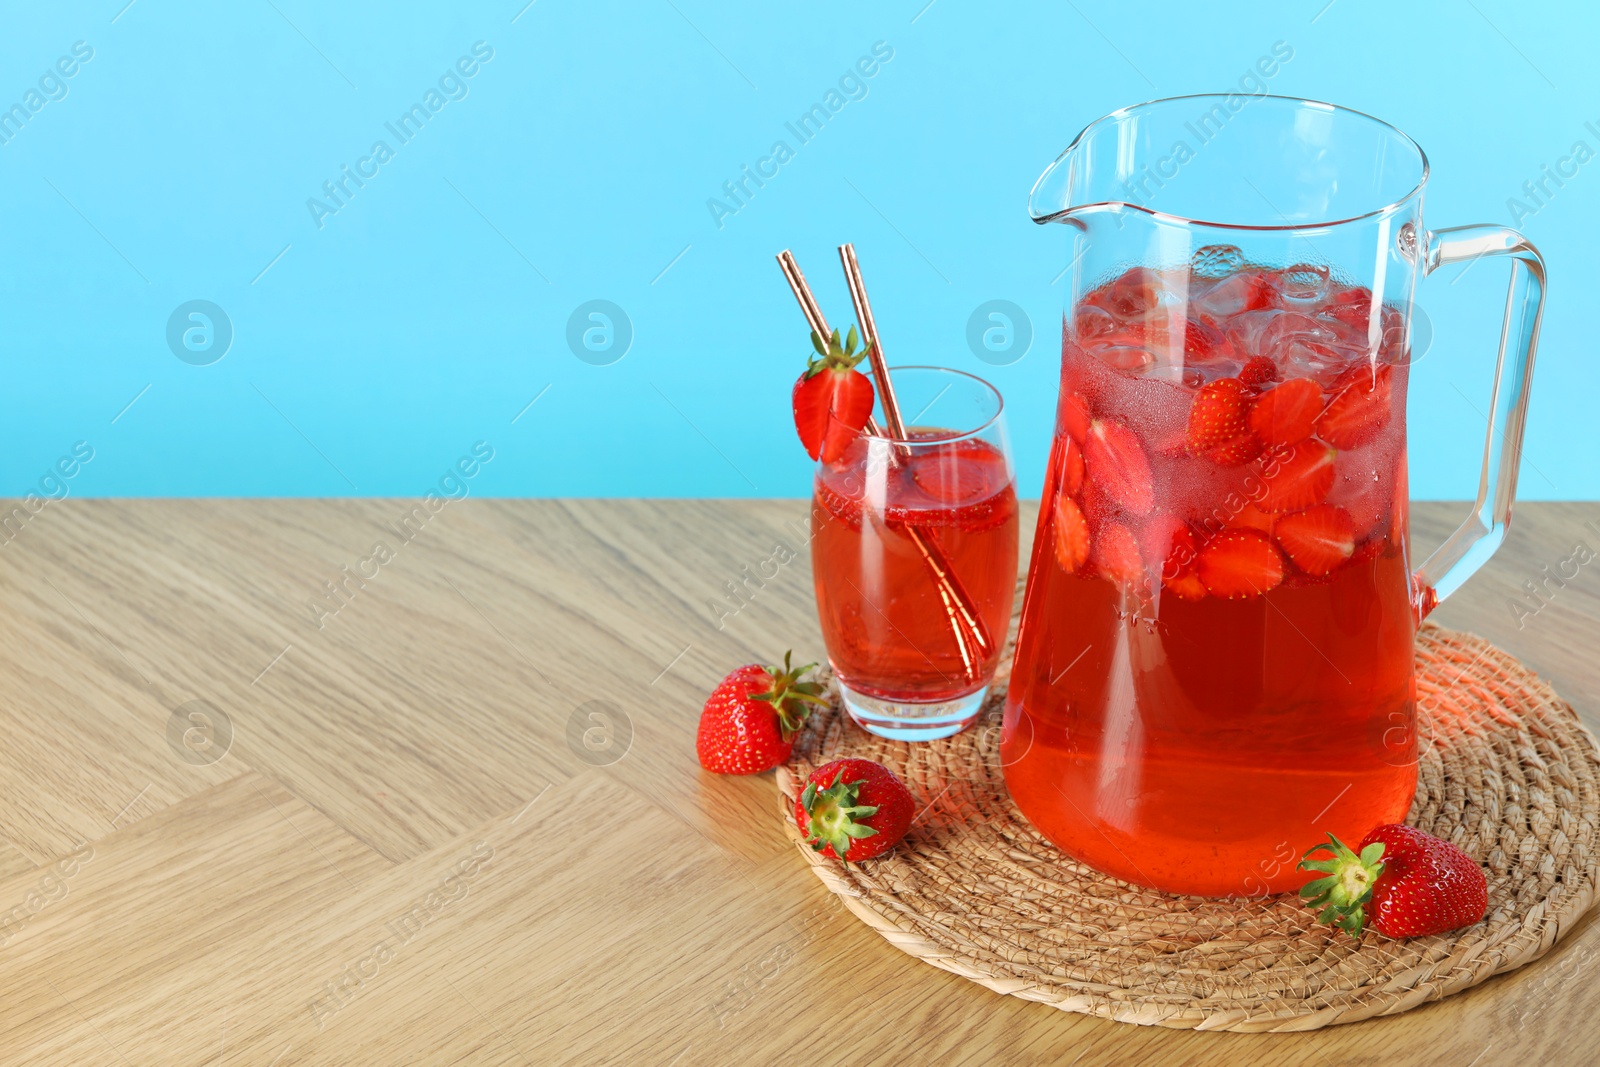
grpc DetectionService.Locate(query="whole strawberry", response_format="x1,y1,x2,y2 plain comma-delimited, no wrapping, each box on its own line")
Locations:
792,326,876,464
794,758,914,864
1299,824,1488,938
696,652,826,775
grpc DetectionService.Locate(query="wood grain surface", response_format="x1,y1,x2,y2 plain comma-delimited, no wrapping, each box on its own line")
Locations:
0,499,1595,1066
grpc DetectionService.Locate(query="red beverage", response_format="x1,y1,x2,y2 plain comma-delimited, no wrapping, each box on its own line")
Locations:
1003,263,1419,896
812,432,1018,711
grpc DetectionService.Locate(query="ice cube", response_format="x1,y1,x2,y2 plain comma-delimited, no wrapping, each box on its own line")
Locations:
1082,339,1157,375
1223,309,1280,356
1074,304,1118,340
1279,263,1330,303
1085,267,1164,320
1312,312,1380,363
1192,270,1277,319
1279,341,1347,388
1228,309,1331,358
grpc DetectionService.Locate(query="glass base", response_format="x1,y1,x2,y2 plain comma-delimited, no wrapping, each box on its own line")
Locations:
838,683,988,741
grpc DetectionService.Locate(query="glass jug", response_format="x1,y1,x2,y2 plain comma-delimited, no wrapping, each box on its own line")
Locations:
1003,95,1545,897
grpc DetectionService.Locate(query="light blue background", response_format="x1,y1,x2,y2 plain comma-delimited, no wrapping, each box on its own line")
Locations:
0,0,1593,499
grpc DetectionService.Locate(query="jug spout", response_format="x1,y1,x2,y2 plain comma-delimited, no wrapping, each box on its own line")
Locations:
1027,145,1079,225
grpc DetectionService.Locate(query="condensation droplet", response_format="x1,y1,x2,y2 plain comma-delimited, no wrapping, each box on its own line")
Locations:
1191,244,1244,278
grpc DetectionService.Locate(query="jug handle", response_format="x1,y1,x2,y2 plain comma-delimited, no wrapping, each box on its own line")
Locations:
1412,224,1547,619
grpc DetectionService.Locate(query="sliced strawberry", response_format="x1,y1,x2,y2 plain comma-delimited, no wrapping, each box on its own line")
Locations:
1059,391,1092,443
1093,521,1143,587
1161,524,1199,582
1231,503,1278,537
1315,364,1393,449
1239,356,1279,387
817,372,875,463
792,327,877,463
792,372,836,460
911,462,985,502
910,440,1003,503
1203,433,1263,468
1053,495,1090,574
1084,419,1154,515
1275,505,1356,576
1249,377,1323,446
1135,514,1187,592
1164,571,1209,600
1078,477,1115,535
1257,441,1337,513
1062,434,1085,495
1186,377,1252,452
1197,528,1284,598
1182,315,1229,362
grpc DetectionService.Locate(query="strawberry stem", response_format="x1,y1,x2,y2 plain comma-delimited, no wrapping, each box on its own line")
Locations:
1298,833,1386,937
804,327,874,379
748,650,828,740
799,767,880,862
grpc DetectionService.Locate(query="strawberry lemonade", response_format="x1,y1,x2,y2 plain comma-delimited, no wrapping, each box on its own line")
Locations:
813,424,1018,736
1002,254,1419,896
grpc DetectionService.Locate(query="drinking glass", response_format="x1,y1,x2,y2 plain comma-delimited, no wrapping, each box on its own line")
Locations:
811,366,1019,740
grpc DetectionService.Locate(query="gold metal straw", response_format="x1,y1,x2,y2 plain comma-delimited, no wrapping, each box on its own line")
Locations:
773,248,994,680
776,250,891,440
839,243,907,441
836,244,994,668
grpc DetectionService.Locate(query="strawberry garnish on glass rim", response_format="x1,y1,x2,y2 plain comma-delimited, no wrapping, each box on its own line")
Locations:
792,325,877,464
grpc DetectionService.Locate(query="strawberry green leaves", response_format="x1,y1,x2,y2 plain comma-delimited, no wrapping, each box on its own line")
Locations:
1299,834,1387,937
793,327,876,464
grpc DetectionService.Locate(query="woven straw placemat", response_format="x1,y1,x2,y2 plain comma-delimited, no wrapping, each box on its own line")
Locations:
777,589,1600,1032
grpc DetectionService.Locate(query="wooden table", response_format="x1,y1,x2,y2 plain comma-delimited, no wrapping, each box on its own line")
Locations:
0,499,1595,1065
